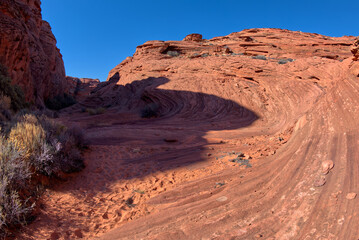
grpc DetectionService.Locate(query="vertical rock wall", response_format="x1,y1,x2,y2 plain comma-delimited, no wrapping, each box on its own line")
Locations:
0,0,66,105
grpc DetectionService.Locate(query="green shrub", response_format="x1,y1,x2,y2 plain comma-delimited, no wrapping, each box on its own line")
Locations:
0,65,27,112
166,51,180,57
278,58,294,64
252,55,267,60
45,93,77,110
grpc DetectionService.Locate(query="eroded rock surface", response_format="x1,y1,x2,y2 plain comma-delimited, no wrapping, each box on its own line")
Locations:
19,29,359,240
0,0,66,104
352,37,359,61
66,76,100,101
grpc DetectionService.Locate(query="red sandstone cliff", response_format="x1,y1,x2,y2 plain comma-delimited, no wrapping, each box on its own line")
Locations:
0,0,66,105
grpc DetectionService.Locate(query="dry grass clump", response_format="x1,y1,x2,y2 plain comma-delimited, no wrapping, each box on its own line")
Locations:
0,113,87,237
9,115,46,159
86,107,106,115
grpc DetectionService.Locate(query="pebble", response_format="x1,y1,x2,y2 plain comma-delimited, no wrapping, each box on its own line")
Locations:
216,196,228,202
346,192,357,200
314,176,326,187
321,160,334,175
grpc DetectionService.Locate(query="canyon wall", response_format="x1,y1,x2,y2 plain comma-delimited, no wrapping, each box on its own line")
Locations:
0,0,66,105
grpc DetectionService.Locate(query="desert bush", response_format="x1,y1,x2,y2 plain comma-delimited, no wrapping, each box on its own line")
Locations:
0,65,27,112
0,138,32,234
252,55,267,60
0,112,86,236
8,115,46,159
86,107,106,115
278,58,294,64
45,93,76,111
166,51,180,57
32,115,86,174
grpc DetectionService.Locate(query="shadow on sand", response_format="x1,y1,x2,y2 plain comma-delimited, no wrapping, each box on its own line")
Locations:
67,77,259,190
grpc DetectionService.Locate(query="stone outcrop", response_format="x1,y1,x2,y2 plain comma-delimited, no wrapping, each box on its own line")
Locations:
66,76,100,101
183,33,203,42
106,29,355,90
352,37,359,61
0,0,66,105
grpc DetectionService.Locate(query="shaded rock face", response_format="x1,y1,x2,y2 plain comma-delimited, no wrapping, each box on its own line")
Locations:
66,76,100,101
0,0,66,105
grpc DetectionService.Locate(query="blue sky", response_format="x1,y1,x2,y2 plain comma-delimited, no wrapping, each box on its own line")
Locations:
42,0,358,81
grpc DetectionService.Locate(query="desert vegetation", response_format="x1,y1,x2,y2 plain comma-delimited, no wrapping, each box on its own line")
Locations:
85,107,106,115
0,66,86,237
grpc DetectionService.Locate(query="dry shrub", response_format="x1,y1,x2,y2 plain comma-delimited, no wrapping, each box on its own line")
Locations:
8,115,46,159
0,137,32,234
0,113,87,236
86,107,106,115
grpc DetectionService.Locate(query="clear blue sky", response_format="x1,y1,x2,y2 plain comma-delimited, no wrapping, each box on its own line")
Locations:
42,0,358,81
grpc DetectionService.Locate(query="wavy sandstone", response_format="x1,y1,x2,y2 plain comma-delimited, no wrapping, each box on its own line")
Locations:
19,29,359,239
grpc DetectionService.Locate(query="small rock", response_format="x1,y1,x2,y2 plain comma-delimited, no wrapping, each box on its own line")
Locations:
314,176,326,187
321,160,334,174
216,196,228,202
102,212,109,219
255,233,263,238
244,154,252,159
132,148,141,153
346,192,357,200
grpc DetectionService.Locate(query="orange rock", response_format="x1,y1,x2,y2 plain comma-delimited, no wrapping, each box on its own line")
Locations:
321,160,334,174
183,33,203,42
346,193,357,200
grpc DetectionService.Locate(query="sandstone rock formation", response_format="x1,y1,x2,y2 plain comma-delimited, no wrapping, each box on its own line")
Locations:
183,33,203,42
352,37,359,61
19,29,359,239
0,0,66,105
66,76,100,101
